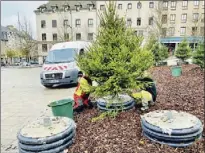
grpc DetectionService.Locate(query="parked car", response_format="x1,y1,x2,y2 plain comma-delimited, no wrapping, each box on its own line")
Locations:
1,62,6,66
21,62,31,67
30,61,39,65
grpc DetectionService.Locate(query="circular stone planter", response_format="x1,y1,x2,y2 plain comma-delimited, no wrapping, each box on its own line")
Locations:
17,117,76,152
141,110,203,147
96,94,135,111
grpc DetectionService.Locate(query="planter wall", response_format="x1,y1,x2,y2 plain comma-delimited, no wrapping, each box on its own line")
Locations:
17,117,76,153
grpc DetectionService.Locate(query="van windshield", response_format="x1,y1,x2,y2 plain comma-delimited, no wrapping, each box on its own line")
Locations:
45,48,77,64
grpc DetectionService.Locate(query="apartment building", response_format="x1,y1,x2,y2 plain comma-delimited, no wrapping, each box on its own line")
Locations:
1,26,8,63
35,1,204,64
34,1,97,64
159,0,204,51
1,26,24,63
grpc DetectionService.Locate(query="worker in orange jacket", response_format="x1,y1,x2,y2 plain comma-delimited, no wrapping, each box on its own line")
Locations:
73,72,93,112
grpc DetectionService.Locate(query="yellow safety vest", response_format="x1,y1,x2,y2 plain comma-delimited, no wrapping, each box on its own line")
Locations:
132,90,153,102
74,77,92,96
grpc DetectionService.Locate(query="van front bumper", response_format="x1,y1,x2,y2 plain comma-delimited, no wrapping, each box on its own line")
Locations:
41,77,77,86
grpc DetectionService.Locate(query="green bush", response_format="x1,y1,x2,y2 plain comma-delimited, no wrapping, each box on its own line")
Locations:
193,42,205,69
151,43,169,65
175,39,192,62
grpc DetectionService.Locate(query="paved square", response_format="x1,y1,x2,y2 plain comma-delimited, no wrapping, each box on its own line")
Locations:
1,67,75,152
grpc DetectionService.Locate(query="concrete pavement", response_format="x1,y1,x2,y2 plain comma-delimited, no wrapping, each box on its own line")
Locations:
1,67,75,152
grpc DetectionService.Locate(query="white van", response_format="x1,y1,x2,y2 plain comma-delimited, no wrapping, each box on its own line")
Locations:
40,41,91,88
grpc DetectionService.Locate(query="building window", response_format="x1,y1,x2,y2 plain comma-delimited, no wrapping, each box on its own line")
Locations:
171,1,176,9
181,14,187,23
180,27,186,35
182,0,188,9
200,27,204,36
137,18,141,26
75,19,81,27
163,1,168,9
88,19,93,27
162,28,167,37
149,17,154,25
162,15,168,24
88,33,93,41
118,4,122,9
41,20,46,28
100,5,105,10
202,13,204,22
149,1,154,8
128,3,132,9
88,4,93,11
193,0,199,7
42,44,47,52
53,33,57,41
64,33,69,40
193,13,199,22
202,1,204,6
138,30,143,36
169,27,175,36
52,20,57,28
192,27,198,35
75,5,81,11
76,33,81,40
127,18,132,26
170,14,176,23
63,20,68,27
137,2,142,9
42,33,46,41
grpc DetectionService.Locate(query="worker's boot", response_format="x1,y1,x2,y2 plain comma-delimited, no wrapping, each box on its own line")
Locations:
73,98,84,113
149,100,155,106
141,99,149,112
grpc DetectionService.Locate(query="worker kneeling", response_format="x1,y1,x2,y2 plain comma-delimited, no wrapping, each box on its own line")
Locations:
131,78,157,111
73,72,93,112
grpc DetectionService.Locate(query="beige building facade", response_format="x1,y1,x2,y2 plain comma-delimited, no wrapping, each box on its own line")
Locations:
35,1,204,64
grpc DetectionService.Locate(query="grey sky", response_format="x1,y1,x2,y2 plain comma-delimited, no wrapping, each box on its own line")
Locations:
1,1,48,39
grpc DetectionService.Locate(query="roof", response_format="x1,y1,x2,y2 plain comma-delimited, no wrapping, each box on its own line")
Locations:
1,25,33,41
34,1,96,13
50,41,92,51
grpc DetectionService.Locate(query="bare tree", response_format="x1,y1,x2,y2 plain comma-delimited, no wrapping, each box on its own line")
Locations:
56,8,72,41
17,14,38,62
148,1,170,42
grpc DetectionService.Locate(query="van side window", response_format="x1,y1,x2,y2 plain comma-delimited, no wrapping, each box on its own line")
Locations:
79,49,84,56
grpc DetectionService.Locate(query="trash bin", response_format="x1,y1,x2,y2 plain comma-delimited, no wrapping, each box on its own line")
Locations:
48,99,74,119
171,66,182,77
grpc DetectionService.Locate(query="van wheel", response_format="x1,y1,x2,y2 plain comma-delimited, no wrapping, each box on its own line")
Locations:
44,85,53,88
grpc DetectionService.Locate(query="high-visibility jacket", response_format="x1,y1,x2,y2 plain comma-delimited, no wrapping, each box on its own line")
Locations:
74,77,92,96
132,90,153,102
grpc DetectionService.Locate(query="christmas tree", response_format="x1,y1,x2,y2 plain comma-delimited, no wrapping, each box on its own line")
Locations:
76,2,154,99
151,42,169,65
193,42,205,69
175,39,191,62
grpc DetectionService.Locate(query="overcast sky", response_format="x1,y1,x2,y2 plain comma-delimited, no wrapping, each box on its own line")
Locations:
1,1,48,39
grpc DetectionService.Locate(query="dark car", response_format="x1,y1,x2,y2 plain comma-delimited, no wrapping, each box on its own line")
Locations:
30,61,39,65
1,62,6,66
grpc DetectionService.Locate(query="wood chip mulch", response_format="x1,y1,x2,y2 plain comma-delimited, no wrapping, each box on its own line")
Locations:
67,64,204,153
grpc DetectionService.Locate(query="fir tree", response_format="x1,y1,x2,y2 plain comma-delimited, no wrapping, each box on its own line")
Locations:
76,2,154,99
175,39,192,62
151,43,169,65
193,42,205,69
145,34,158,51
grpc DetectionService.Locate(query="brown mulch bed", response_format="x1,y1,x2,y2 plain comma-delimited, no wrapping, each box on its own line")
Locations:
67,64,204,153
